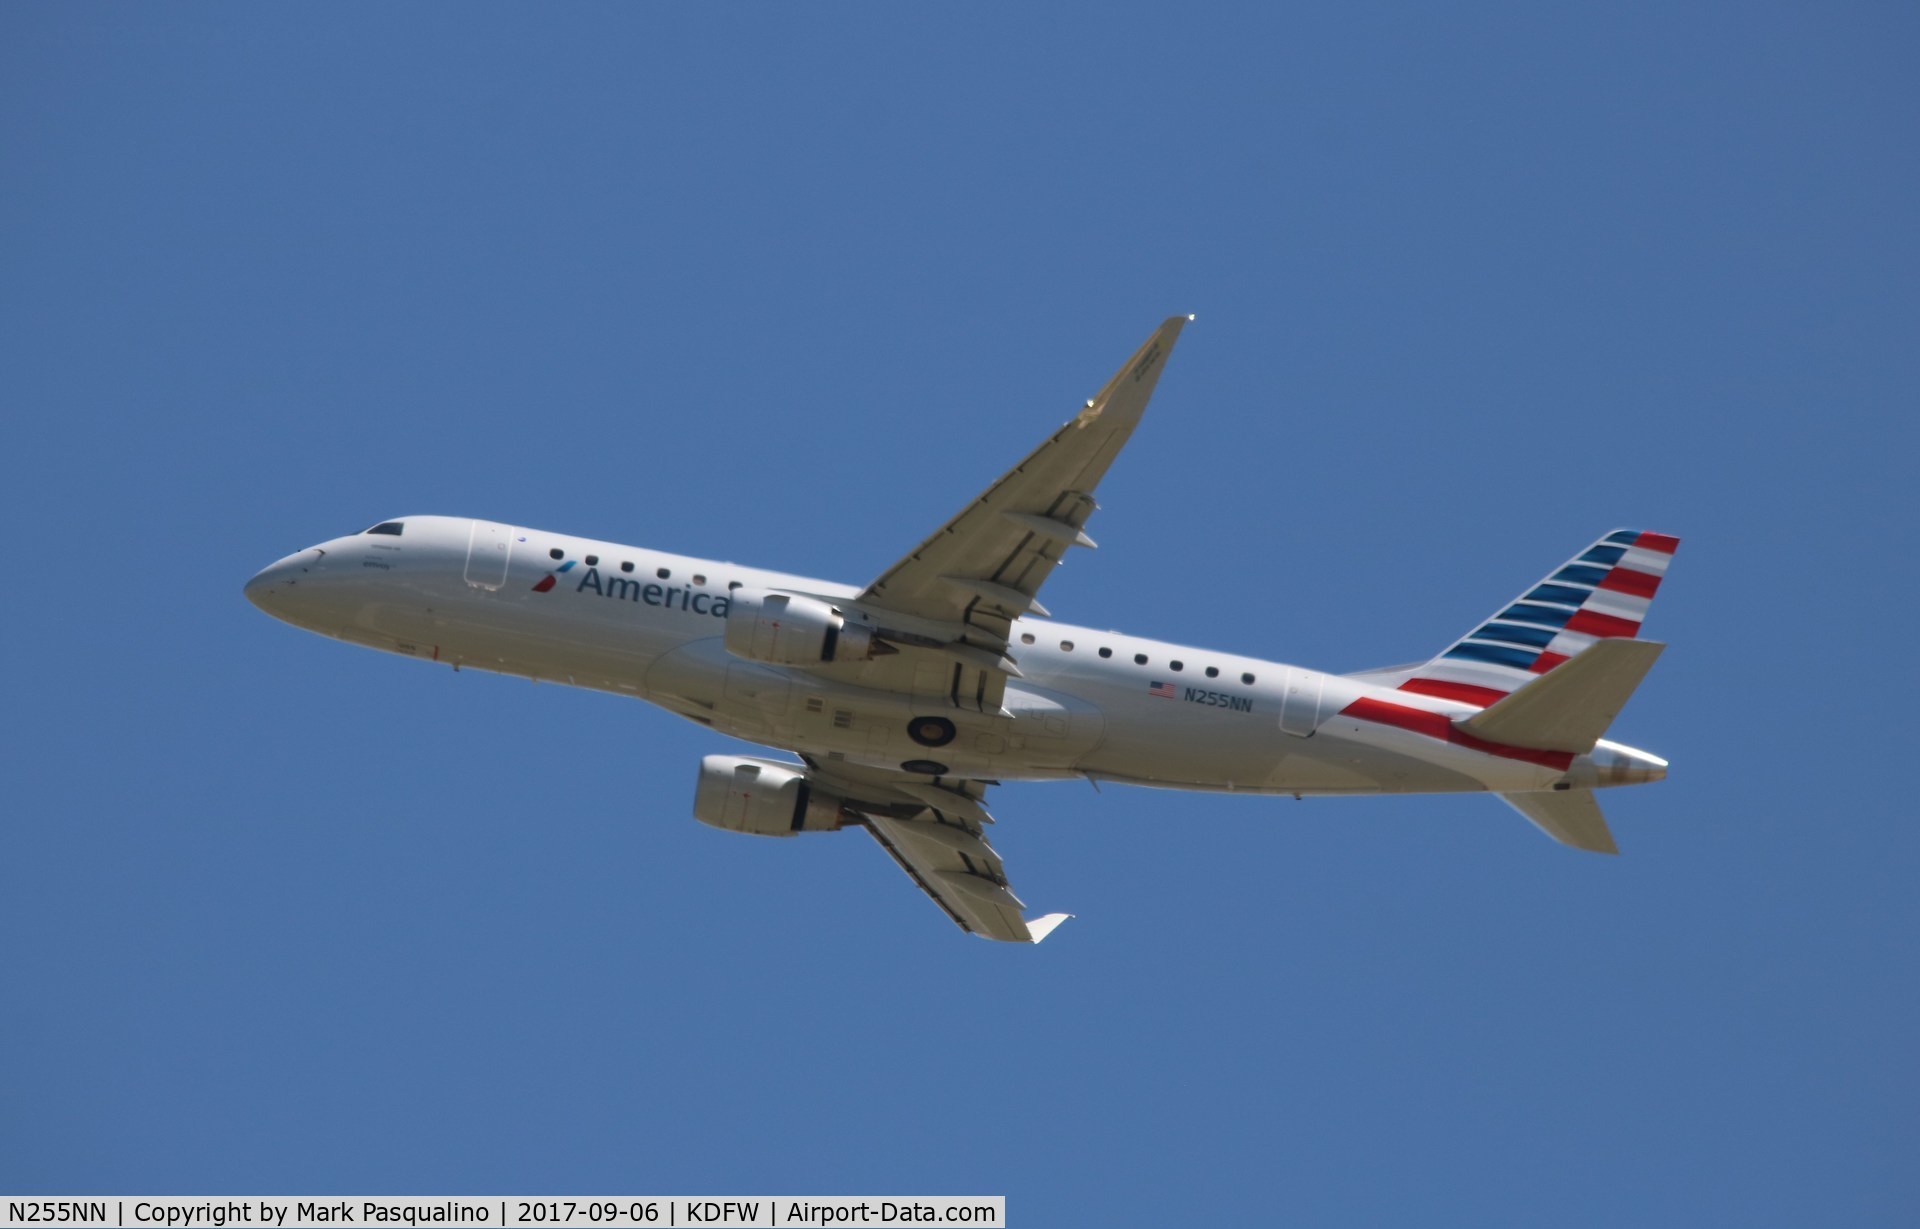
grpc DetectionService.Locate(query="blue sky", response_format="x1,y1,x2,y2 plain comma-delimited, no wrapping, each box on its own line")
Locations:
3,4,1916,1224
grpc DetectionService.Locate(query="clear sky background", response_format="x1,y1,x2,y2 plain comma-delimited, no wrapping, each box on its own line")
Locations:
3,4,1915,1224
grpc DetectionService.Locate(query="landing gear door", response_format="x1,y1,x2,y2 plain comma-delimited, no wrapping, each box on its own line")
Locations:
1280,667,1326,738
464,520,514,590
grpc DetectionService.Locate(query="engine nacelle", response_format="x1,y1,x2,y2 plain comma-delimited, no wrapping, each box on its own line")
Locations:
722,589,876,666
692,755,848,837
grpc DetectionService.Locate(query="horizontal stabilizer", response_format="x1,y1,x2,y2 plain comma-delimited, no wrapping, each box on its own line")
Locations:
1500,790,1618,854
1458,639,1665,753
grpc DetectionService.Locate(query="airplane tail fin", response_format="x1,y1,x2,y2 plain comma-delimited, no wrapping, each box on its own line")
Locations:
1386,529,1680,709
1500,789,1618,854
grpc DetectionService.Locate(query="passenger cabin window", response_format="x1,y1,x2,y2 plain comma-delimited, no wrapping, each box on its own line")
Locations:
1021,633,1035,645
364,522,404,536
1098,647,1112,659
1241,672,1256,685
1060,641,1074,651
585,555,599,566
657,568,671,579
620,562,634,573
728,581,742,590
1170,660,1184,671
549,548,564,560
1205,666,1219,678
1134,653,1148,665
692,574,706,586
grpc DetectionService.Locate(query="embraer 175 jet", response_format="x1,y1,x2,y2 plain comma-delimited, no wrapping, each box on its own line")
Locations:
247,317,1674,943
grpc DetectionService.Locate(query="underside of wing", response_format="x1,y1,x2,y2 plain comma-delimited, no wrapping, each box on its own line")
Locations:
808,762,1069,943
851,317,1191,709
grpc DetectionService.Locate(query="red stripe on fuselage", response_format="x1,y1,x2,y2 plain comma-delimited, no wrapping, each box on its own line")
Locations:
1398,677,1509,707
1344,696,1451,740
1341,696,1575,771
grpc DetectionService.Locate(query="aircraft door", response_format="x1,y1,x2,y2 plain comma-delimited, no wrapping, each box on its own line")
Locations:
1280,667,1326,738
464,520,514,590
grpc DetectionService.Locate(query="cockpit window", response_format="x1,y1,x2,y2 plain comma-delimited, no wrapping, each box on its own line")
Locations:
364,522,404,536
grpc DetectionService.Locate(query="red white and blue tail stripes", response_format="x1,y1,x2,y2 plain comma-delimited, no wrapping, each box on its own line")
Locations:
1397,529,1679,709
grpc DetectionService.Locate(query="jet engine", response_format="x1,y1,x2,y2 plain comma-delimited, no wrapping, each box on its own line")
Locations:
692,755,850,836
722,590,877,666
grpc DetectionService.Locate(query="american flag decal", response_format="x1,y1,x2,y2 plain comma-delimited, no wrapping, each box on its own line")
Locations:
1148,681,1176,698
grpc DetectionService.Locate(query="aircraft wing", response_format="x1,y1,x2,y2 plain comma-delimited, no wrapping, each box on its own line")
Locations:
853,316,1191,706
808,762,1070,943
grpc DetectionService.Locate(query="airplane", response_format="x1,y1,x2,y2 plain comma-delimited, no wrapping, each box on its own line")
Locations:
245,316,1676,943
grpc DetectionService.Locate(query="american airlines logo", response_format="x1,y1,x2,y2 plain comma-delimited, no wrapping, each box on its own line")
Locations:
531,560,576,592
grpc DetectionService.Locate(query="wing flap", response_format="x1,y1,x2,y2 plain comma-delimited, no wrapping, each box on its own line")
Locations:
1001,511,1098,549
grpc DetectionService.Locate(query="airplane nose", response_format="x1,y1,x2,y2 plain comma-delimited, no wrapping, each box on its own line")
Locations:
243,566,275,609
245,549,325,613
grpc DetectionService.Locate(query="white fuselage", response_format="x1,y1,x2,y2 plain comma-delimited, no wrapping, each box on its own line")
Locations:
246,516,1665,799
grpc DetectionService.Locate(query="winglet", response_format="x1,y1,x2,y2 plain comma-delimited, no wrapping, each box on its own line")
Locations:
1026,912,1073,944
